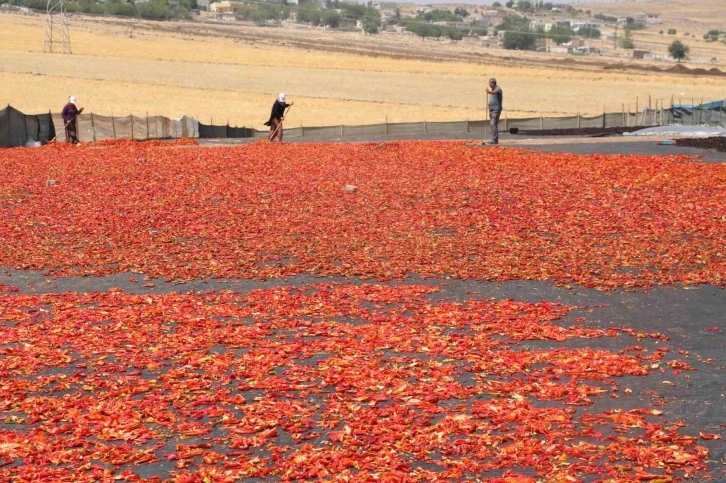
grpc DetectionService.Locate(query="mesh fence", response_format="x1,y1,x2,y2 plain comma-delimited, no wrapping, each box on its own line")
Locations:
50,113,199,143
4,104,724,148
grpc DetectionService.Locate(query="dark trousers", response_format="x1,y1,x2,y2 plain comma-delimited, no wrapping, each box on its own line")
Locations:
268,118,283,142
65,121,79,144
489,109,501,143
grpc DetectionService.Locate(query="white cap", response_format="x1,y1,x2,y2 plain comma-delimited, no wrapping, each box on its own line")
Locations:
69,96,77,104
278,93,286,103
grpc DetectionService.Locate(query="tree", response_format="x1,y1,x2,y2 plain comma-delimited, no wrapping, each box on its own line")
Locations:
503,30,536,50
703,30,722,42
137,0,174,19
492,1,502,7
668,40,689,62
250,10,268,25
548,25,573,44
297,6,322,25
446,27,464,41
322,10,342,28
516,0,534,12
497,15,531,32
454,7,469,17
594,13,616,23
362,8,381,35
577,26,601,39
505,0,514,8
106,0,136,16
620,27,635,49
423,9,461,23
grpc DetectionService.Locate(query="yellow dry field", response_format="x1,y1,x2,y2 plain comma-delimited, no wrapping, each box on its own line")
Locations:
1,13,724,128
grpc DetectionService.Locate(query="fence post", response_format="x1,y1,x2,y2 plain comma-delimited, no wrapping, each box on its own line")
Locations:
130,115,134,140
465,119,469,134
504,112,509,132
577,113,581,129
621,104,625,126
90,113,96,142
340,124,344,138
385,115,389,135
635,97,639,125
540,116,544,130
424,121,428,134
111,115,117,139
301,122,304,138
602,107,606,128
146,112,150,140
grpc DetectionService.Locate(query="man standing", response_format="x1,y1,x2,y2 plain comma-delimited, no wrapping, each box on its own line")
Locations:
61,96,83,144
485,78,503,145
264,93,293,142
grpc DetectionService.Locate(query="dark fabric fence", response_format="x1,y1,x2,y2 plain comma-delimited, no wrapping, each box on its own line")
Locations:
198,123,254,139
0,106,56,148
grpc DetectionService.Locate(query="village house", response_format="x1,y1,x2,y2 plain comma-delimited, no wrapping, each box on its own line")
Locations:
210,1,242,14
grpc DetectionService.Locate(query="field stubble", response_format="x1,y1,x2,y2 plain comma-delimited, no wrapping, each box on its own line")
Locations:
1,13,725,128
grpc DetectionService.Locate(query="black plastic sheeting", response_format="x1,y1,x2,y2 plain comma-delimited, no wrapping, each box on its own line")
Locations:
0,105,56,148
198,123,255,139
666,106,726,126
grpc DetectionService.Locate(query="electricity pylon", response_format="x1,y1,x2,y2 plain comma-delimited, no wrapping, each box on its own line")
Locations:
43,0,72,54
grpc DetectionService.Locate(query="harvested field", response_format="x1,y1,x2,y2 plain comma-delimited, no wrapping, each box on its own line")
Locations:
1,14,726,128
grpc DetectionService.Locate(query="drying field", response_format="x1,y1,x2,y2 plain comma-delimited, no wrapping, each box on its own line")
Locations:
0,140,724,481
1,13,725,128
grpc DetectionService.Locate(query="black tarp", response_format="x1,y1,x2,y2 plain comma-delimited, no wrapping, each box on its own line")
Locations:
0,105,56,148
198,123,255,139
665,106,726,126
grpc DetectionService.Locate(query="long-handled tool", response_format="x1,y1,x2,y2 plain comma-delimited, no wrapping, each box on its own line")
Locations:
267,105,292,142
49,119,72,143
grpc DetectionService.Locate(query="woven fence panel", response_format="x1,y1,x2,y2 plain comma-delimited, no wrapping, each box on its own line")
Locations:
387,122,426,136
300,126,342,138
425,121,468,134
342,124,387,137
507,117,542,130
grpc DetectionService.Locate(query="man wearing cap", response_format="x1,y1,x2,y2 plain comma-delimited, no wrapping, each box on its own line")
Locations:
485,78,503,145
61,96,84,144
264,93,293,142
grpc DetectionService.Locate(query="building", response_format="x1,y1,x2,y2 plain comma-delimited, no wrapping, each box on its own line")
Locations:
210,1,243,13
549,46,572,54
632,49,651,60
617,15,645,28
571,20,603,31
645,13,661,25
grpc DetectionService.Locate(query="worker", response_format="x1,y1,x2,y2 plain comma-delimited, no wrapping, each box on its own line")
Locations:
61,96,84,144
264,93,293,142
485,78,503,145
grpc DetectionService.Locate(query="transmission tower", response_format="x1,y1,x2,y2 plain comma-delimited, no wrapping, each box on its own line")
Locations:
43,0,72,54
